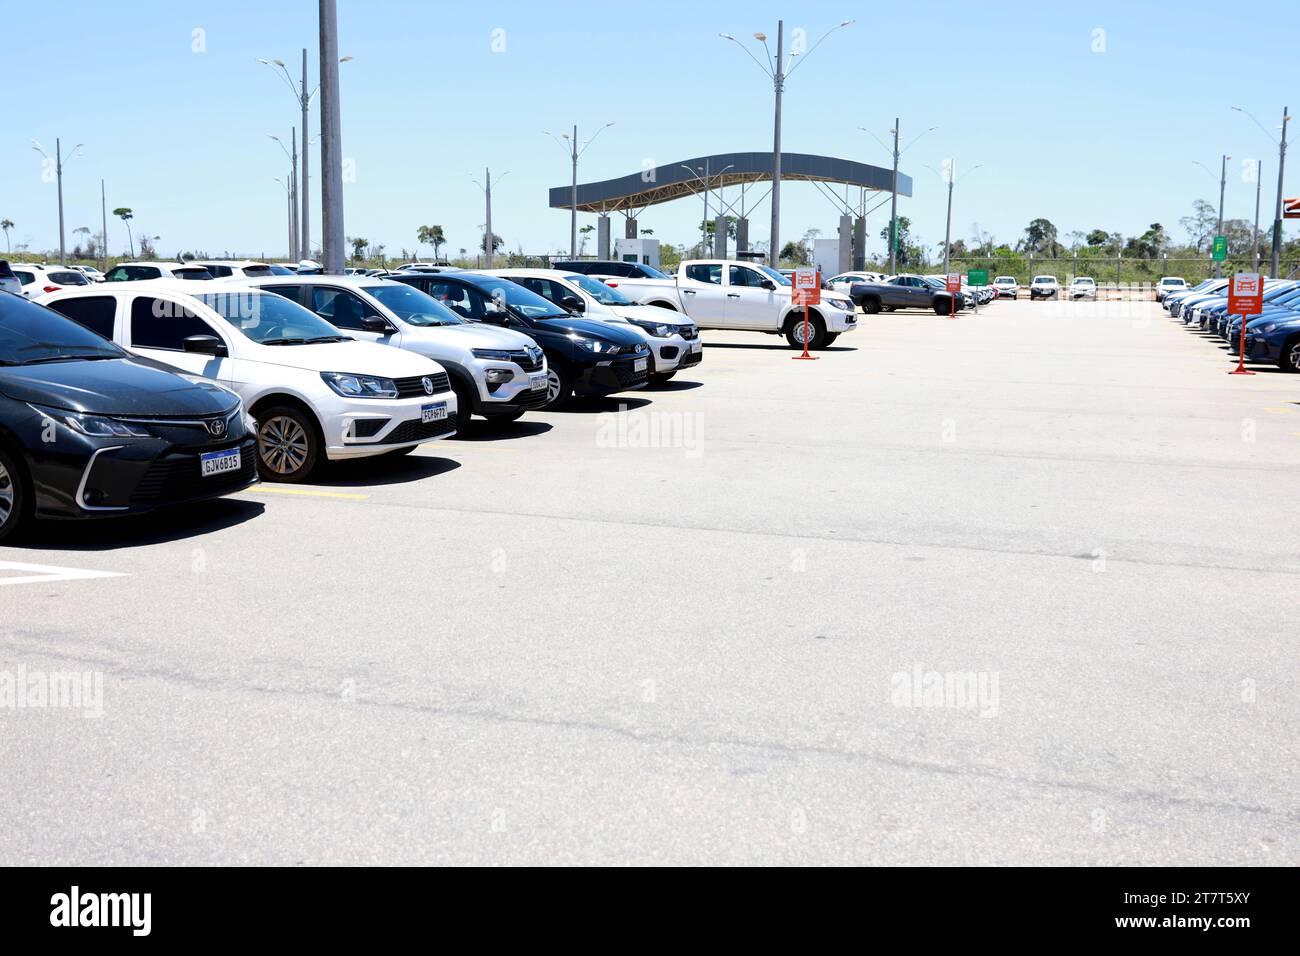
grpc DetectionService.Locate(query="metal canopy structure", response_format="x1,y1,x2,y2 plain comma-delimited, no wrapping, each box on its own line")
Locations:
548,151,912,214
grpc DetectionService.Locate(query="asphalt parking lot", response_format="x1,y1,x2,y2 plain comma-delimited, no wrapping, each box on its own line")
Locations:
2,298,1297,866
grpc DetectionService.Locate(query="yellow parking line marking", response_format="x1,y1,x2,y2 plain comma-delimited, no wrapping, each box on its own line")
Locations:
1263,407,1297,414
243,486,370,501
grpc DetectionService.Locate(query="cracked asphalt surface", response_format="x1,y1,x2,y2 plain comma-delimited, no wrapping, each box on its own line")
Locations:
2,297,1297,865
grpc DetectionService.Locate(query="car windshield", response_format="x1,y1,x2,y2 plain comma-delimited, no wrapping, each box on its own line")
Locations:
1074,278,1094,284
467,276,569,319
362,284,464,326
995,277,1014,283
0,295,126,365
566,274,632,305
195,291,349,344
1034,277,1054,284
755,265,792,286
47,271,89,285
176,269,214,280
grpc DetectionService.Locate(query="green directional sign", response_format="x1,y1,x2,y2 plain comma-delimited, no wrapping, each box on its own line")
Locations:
967,269,989,287
1212,236,1227,261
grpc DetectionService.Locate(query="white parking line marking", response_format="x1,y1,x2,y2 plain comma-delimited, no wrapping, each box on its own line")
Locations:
0,561,125,586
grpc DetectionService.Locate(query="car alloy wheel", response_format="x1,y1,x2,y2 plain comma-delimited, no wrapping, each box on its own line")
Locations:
1288,341,1300,372
545,368,563,404
259,415,310,475
0,460,14,528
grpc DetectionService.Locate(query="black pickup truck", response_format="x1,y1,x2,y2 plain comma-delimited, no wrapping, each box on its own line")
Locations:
849,274,965,315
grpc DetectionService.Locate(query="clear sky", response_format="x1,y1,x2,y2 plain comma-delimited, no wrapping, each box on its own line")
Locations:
1,0,1295,261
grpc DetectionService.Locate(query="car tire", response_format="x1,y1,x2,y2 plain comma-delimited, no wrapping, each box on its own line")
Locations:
933,300,953,316
542,364,573,409
823,333,840,346
0,445,33,544
448,378,474,436
785,313,827,350
862,298,882,314
1282,337,1300,373
255,405,322,482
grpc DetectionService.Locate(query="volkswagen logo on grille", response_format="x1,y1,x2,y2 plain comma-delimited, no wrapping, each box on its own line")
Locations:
421,376,434,395
206,417,227,438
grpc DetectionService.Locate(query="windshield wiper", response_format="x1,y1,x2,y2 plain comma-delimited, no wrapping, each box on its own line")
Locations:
21,353,120,365
304,335,349,343
261,337,309,345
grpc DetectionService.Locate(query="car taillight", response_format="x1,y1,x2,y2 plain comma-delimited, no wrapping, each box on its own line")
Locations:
43,285,60,293
606,281,619,287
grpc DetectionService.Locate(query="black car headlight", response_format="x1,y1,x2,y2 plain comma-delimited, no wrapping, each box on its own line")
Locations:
628,319,674,338
30,405,153,439
471,348,517,361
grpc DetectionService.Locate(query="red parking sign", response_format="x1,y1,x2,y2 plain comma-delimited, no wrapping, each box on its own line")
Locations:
945,273,962,292
1227,272,1263,317
792,268,820,306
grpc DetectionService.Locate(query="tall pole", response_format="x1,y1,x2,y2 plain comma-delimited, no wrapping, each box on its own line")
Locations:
290,128,300,261
1270,106,1289,277
570,124,578,258
485,168,494,269
99,179,108,272
942,177,953,275
285,179,293,259
301,47,311,259
318,0,344,274
1216,153,1227,278
889,120,900,274
1252,159,1263,272
769,19,784,268
55,139,66,265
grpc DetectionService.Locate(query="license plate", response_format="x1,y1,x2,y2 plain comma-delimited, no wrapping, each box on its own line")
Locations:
200,448,240,477
529,372,548,391
421,402,448,423
634,358,647,372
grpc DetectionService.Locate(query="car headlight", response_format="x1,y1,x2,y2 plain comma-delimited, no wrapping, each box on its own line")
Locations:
30,404,152,439
826,297,853,311
571,336,618,353
1260,324,1277,334
471,348,517,361
320,371,399,399
628,319,674,338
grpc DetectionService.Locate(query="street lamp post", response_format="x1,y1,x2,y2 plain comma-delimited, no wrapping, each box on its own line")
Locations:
471,170,507,268
1252,158,1264,272
32,138,83,265
1193,155,1230,277
721,19,854,268
860,122,936,274
1233,105,1290,277
270,133,299,260
926,161,984,275
681,162,734,256
544,123,614,259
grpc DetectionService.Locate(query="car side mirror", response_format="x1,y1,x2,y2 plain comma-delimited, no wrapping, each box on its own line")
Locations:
760,279,776,290
183,335,227,356
361,315,394,333
560,295,584,312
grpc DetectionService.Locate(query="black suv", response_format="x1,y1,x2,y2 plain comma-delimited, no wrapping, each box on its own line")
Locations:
552,260,670,280
0,292,257,541
387,272,651,407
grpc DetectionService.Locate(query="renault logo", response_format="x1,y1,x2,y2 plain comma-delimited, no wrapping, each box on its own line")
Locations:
206,418,227,437
421,376,434,395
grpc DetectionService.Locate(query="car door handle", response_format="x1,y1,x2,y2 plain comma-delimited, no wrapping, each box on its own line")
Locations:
682,289,696,294
727,293,740,298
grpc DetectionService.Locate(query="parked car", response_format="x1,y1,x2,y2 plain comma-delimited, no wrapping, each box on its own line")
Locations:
392,262,457,274
387,271,651,408
104,261,213,282
71,265,106,283
992,276,1019,300
488,268,701,383
847,273,963,316
1155,276,1188,302
10,263,91,298
1167,279,1228,319
1029,275,1060,299
37,282,457,481
243,275,549,431
0,260,23,297
552,260,671,280
826,271,885,294
607,259,858,349
1241,313,1300,371
192,260,293,279
1068,276,1097,299
0,291,258,542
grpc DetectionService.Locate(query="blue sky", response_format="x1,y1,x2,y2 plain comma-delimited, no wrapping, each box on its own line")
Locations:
1,0,1295,261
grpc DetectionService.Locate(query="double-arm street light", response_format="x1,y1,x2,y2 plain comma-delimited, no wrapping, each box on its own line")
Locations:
721,19,854,268
861,123,936,274
259,51,351,261
544,123,615,258
1193,155,1230,277
1232,105,1290,277
681,162,735,255
270,132,299,260
32,138,84,265
925,161,984,274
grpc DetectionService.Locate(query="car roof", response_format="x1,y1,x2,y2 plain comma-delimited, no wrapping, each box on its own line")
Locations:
241,274,398,289
190,260,271,268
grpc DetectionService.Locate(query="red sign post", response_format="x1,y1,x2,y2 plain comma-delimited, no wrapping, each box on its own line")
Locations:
945,273,961,318
1227,272,1263,375
791,268,821,361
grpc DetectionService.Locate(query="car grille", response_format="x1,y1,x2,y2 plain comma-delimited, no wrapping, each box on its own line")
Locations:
613,359,649,388
384,417,456,444
616,344,649,356
393,372,451,398
129,440,257,506
512,349,544,372
509,388,550,410
678,351,703,368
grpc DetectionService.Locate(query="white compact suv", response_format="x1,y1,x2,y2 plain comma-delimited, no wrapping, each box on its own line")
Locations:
1068,276,1097,299
243,275,550,430
992,276,1019,300
38,281,458,481
487,268,702,382
191,260,294,279
1029,275,1060,300
104,261,215,282
1155,276,1188,302
10,263,92,298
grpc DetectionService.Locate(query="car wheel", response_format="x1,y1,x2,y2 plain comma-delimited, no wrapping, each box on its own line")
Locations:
862,298,882,314
449,378,474,435
1282,337,1300,373
933,300,953,316
0,446,32,544
542,365,573,409
823,333,840,346
256,406,321,482
785,314,827,349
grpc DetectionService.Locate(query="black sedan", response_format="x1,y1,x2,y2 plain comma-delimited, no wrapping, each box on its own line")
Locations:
0,292,257,542
387,271,651,407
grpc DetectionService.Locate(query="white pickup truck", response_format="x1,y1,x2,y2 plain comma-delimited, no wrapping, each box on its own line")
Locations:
602,259,859,350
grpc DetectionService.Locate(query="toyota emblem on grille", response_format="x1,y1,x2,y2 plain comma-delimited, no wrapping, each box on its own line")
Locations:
421,376,434,395
206,418,227,437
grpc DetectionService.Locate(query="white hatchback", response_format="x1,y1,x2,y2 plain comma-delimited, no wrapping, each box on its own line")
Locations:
37,281,457,481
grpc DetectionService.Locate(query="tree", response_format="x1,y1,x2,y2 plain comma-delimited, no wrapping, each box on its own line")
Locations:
480,232,504,255
138,234,157,259
1085,229,1110,247
779,240,810,265
428,225,445,263
1123,223,1169,259
371,242,386,267
113,208,135,257
1,218,13,253
1180,199,1218,252
579,223,595,255
348,236,369,263
880,216,913,263
1020,218,1062,256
